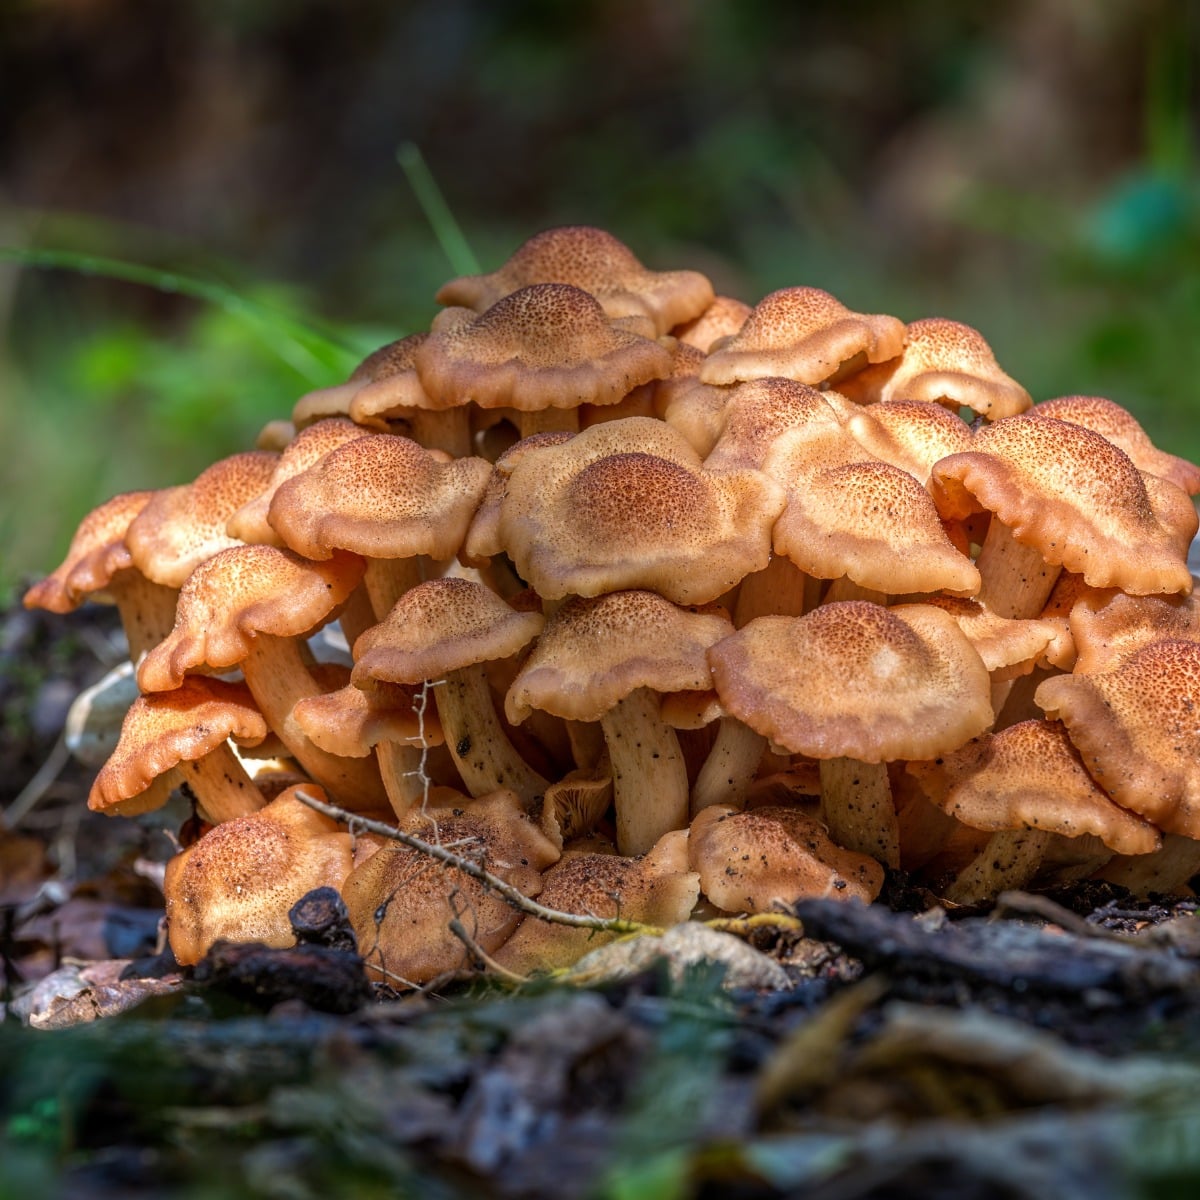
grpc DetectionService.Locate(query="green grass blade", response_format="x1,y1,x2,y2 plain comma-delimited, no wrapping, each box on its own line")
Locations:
396,142,481,276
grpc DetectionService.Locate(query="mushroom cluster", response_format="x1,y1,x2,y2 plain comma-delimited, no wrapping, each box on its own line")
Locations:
26,226,1200,982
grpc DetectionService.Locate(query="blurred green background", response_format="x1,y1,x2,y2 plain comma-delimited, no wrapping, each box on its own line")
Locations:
2,0,1199,601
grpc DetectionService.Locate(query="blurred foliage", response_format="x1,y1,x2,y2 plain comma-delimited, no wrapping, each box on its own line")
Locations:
2,0,1199,600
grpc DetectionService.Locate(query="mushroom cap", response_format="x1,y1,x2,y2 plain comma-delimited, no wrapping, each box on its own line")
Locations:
341,788,560,984
1035,639,1200,837
227,418,372,546
351,577,545,685
907,719,1160,855
163,786,353,966
708,602,993,762
137,545,365,692
850,317,1031,419
702,377,845,473
537,763,614,849
1034,395,1200,495
499,416,785,604
416,283,674,412
772,460,981,595
494,830,699,975
1069,589,1200,674
291,679,444,757
24,490,155,612
125,451,280,588
506,589,735,724
267,433,492,561
688,804,884,912
699,286,905,387
435,225,715,336
89,676,268,816
913,596,1061,678
672,294,753,352
930,413,1192,595
347,334,436,427
842,400,974,485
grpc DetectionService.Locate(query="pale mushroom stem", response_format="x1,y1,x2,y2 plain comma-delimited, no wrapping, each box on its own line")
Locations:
177,743,267,824
434,664,549,805
942,828,1052,905
363,557,426,621
409,408,473,459
338,583,380,649
240,633,389,810
566,720,607,771
818,757,900,868
733,555,818,626
600,687,690,856
377,741,432,819
975,521,1061,619
822,577,888,606
1096,834,1200,897
110,572,179,661
691,717,767,815
516,408,580,438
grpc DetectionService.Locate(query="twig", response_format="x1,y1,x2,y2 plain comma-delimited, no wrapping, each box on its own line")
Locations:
294,788,658,937
448,918,531,985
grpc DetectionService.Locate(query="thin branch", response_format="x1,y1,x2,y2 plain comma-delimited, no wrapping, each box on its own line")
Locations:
294,788,658,937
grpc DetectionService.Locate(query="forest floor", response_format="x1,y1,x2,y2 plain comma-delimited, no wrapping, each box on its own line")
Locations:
4,591,1200,1200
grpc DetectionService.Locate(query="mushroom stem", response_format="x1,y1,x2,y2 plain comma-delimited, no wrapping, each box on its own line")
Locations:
338,583,380,650
178,744,267,824
601,687,690,856
818,757,900,868
109,571,179,660
733,555,817,626
691,717,767,815
942,828,1052,904
363,557,426,621
435,664,549,805
975,521,1061,619
822,577,887,606
566,720,607,771
377,740,432,818
409,408,473,459
1096,833,1200,897
517,408,580,438
241,633,389,810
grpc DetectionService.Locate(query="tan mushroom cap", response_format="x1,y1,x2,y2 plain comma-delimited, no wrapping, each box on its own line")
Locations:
930,413,1192,595
89,676,268,816
416,283,674,413
163,786,353,966
1141,471,1200,559
266,433,491,561
842,317,1031,419
435,225,715,336
461,431,574,563
352,577,545,686
125,451,279,588
907,719,1160,855
842,400,974,485
500,416,784,604
689,804,884,912
699,286,905,388
493,829,701,975
291,679,444,758
702,377,845,473
772,460,981,595
1036,639,1200,837
138,545,365,692
1034,395,1200,495
345,333,433,426
227,418,372,546
506,589,734,724
24,490,155,612
708,602,992,762
341,788,560,985
672,295,753,352
1070,589,1200,674
913,596,1061,679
